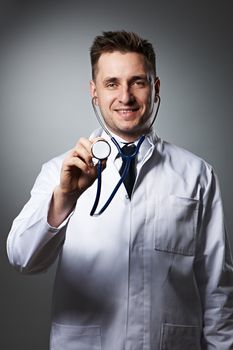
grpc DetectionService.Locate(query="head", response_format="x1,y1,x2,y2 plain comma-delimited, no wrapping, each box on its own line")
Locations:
90,31,157,81
90,31,160,141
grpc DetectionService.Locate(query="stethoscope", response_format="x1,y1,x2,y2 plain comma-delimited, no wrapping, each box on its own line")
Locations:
90,93,161,216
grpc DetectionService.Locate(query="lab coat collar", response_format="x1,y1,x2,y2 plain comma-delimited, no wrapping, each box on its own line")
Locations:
89,127,159,164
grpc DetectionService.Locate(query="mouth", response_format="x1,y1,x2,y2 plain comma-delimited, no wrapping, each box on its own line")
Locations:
114,107,140,118
114,107,139,111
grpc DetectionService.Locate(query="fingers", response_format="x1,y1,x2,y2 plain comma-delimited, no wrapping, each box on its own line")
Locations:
63,137,104,173
64,154,92,174
63,136,108,175
72,137,94,167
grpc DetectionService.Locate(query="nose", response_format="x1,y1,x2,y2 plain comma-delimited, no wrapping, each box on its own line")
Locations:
118,85,135,105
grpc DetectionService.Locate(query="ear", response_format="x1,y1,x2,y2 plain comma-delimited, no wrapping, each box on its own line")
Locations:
90,80,98,105
154,77,160,102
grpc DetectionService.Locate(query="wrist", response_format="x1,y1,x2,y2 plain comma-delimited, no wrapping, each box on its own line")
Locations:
48,186,79,228
54,186,80,208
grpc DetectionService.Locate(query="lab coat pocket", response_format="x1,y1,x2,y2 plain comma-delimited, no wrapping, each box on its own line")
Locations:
50,322,101,350
154,195,199,256
160,323,201,350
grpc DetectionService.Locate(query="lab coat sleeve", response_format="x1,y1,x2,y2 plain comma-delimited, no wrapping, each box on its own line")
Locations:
7,158,71,274
194,168,233,349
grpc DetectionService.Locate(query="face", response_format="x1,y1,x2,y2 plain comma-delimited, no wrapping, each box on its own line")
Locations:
90,51,160,142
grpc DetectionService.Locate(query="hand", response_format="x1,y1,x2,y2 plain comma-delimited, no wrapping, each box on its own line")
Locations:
59,137,102,198
48,137,106,227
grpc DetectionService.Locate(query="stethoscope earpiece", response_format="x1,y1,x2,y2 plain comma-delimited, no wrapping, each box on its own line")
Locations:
93,96,98,105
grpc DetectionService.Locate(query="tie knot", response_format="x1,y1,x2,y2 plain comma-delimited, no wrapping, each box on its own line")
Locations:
121,143,136,156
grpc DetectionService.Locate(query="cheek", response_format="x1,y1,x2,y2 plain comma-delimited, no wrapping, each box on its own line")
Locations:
136,88,152,102
144,91,155,107
98,94,115,111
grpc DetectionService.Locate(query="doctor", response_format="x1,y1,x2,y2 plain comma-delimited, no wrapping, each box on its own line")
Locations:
7,31,233,349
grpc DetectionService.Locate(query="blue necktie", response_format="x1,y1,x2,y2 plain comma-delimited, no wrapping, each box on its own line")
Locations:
119,144,137,199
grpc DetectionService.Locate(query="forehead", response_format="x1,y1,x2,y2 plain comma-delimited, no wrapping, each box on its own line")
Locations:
95,51,150,80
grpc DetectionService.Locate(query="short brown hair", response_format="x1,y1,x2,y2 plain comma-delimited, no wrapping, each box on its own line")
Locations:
90,30,156,80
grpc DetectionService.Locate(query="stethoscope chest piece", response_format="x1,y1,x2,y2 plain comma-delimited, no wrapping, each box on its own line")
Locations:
91,139,111,160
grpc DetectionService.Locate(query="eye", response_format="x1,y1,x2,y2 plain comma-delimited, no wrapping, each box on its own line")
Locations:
106,82,118,89
107,83,116,88
132,79,147,88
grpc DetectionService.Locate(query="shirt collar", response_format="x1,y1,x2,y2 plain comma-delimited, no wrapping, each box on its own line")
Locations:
98,128,159,163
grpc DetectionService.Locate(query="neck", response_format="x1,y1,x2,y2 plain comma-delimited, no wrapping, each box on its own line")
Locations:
107,127,152,143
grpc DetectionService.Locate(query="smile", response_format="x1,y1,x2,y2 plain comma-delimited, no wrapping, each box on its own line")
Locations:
114,108,140,116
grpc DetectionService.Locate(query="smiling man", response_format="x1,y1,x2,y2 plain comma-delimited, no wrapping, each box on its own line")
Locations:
7,31,233,349
90,50,159,141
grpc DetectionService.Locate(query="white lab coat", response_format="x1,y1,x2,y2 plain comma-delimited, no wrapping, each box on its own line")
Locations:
7,129,233,349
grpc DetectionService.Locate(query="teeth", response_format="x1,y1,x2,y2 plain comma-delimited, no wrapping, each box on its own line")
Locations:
118,109,135,112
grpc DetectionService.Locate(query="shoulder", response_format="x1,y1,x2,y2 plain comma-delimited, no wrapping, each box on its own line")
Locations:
150,132,212,170
156,138,215,184
160,139,211,167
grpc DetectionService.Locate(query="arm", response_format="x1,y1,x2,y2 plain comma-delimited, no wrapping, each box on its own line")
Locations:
194,168,233,349
7,138,102,274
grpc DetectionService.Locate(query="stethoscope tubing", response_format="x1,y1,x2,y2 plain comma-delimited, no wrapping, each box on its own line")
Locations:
89,161,102,216
90,135,145,216
91,94,161,140
90,94,160,216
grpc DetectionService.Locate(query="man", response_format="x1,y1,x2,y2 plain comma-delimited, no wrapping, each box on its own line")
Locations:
7,31,233,349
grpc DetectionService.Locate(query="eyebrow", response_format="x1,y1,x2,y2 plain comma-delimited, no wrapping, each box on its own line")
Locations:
129,75,149,83
103,77,119,84
103,74,149,84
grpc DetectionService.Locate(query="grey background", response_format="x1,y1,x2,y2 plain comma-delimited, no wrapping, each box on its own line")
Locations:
0,1,232,349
